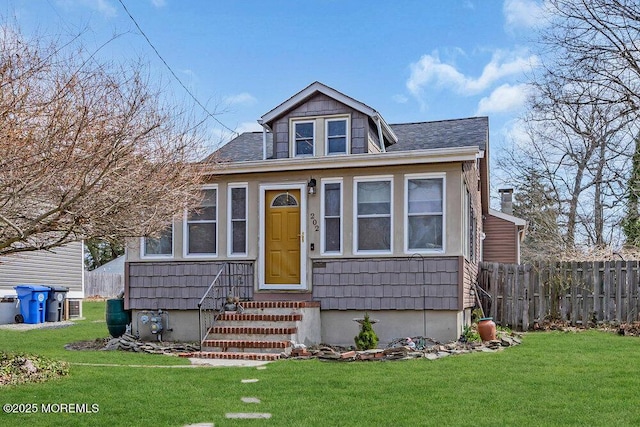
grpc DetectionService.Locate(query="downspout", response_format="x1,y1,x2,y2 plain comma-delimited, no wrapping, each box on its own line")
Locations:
258,120,268,160
374,114,386,153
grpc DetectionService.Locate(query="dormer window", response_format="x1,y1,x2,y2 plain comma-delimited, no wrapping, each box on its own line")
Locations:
294,121,314,156
326,118,348,155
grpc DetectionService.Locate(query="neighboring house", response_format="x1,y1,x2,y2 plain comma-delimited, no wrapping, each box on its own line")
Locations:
484,189,527,264
0,241,85,319
126,81,518,347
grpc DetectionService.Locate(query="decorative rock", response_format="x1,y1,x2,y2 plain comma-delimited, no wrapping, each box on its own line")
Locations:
340,350,356,359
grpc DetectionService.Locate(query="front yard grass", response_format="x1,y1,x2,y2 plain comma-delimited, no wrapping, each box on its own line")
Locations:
1,301,640,426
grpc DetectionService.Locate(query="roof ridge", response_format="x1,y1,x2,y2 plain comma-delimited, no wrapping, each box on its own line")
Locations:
390,116,488,126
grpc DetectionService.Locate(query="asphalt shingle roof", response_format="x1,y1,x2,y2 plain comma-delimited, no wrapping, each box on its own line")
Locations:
208,116,488,163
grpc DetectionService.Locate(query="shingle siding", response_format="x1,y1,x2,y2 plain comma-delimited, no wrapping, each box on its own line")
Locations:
127,261,225,310
312,257,461,311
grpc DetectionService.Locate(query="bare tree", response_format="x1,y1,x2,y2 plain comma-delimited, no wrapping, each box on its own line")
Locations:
499,0,640,251
0,25,210,256
542,0,640,114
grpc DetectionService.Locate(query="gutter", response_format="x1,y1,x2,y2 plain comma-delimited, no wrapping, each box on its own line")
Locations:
199,145,481,175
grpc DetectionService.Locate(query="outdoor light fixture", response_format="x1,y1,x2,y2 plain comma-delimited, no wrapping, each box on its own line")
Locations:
307,178,317,195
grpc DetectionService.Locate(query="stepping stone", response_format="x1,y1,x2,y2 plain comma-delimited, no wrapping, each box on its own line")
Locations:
183,423,213,427
226,413,271,419
241,378,259,383
256,366,267,370
241,397,261,404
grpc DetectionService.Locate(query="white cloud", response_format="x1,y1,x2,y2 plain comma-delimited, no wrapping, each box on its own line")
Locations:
223,92,258,107
503,0,548,31
150,0,166,7
407,50,538,97
476,83,531,115
56,0,118,18
235,121,262,133
392,94,408,104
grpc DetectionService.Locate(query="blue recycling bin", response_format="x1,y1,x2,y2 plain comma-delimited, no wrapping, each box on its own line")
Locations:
14,285,50,324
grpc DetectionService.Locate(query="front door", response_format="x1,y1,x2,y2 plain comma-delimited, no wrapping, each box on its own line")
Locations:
264,189,302,286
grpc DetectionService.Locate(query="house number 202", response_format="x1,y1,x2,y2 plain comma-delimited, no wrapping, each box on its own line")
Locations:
310,213,319,231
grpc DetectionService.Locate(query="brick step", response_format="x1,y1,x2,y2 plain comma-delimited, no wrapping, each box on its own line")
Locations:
208,326,298,335
179,351,282,361
216,313,303,322
202,339,291,354
242,301,320,309
208,333,293,342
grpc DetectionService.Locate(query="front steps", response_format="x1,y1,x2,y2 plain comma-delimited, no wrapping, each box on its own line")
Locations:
180,301,320,361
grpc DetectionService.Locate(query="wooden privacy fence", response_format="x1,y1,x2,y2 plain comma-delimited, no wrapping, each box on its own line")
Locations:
85,272,124,298
477,261,640,331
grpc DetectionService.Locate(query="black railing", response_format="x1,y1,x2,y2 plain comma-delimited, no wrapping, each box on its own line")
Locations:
197,262,254,346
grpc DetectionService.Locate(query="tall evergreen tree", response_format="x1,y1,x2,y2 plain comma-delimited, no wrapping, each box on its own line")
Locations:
512,168,564,262
623,135,640,248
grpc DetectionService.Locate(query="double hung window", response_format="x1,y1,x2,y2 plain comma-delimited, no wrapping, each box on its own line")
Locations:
405,176,444,252
185,187,217,256
355,178,392,252
322,180,342,253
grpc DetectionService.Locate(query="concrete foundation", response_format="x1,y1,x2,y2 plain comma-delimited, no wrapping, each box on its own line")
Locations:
321,310,467,346
130,308,469,346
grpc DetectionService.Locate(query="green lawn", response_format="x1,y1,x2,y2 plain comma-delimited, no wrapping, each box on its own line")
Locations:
1,301,640,426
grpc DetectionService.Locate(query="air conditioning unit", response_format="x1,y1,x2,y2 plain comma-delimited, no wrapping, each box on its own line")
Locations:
66,299,82,319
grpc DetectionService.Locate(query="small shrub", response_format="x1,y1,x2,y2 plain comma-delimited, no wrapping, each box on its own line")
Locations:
460,324,480,343
354,313,379,350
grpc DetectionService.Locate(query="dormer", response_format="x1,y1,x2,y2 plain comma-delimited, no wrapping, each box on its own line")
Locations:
258,82,397,160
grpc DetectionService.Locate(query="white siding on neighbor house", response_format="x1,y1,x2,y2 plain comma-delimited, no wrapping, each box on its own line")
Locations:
0,242,84,298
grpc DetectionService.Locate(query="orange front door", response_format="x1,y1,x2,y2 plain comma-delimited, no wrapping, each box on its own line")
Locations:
265,190,301,285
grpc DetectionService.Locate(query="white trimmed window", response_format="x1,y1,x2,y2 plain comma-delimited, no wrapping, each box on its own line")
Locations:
185,186,217,256
228,184,247,256
354,177,392,253
293,121,314,156
405,174,444,252
321,179,343,254
141,225,173,258
326,118,348,155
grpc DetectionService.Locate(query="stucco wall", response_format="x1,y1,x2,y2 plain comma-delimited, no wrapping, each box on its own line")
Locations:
321,309,465,345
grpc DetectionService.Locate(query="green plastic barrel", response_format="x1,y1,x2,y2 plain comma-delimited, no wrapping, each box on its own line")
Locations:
106,298,130,338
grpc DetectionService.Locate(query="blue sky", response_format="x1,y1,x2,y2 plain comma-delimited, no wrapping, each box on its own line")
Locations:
5,0,547,190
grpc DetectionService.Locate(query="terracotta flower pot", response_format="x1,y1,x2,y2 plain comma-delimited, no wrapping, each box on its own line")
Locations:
477,317,497,341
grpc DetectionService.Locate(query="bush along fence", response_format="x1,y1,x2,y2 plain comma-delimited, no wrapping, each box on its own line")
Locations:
477,261,640,331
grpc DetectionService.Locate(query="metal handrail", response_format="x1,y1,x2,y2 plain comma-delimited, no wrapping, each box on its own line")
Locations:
197,262,254,348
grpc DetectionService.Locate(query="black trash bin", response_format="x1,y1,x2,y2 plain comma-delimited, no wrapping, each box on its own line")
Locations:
46,286,69,322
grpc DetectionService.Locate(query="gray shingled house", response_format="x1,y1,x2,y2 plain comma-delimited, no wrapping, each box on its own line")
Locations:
125,82,520,359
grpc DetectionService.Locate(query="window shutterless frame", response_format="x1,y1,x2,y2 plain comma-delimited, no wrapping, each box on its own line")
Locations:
403,173,446,254
184,185,218,258
292,120,315,157
353,176,393,255
140,223,174,259
228,183,248,257
325,117,349,155
321,178,343,255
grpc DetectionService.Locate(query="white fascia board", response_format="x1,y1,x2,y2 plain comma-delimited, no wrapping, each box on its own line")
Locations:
200,145,480,176
261,82,377,125
488,208,527,227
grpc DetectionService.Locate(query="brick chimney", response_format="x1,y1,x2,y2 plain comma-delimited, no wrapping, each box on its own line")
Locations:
499,188,514,215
